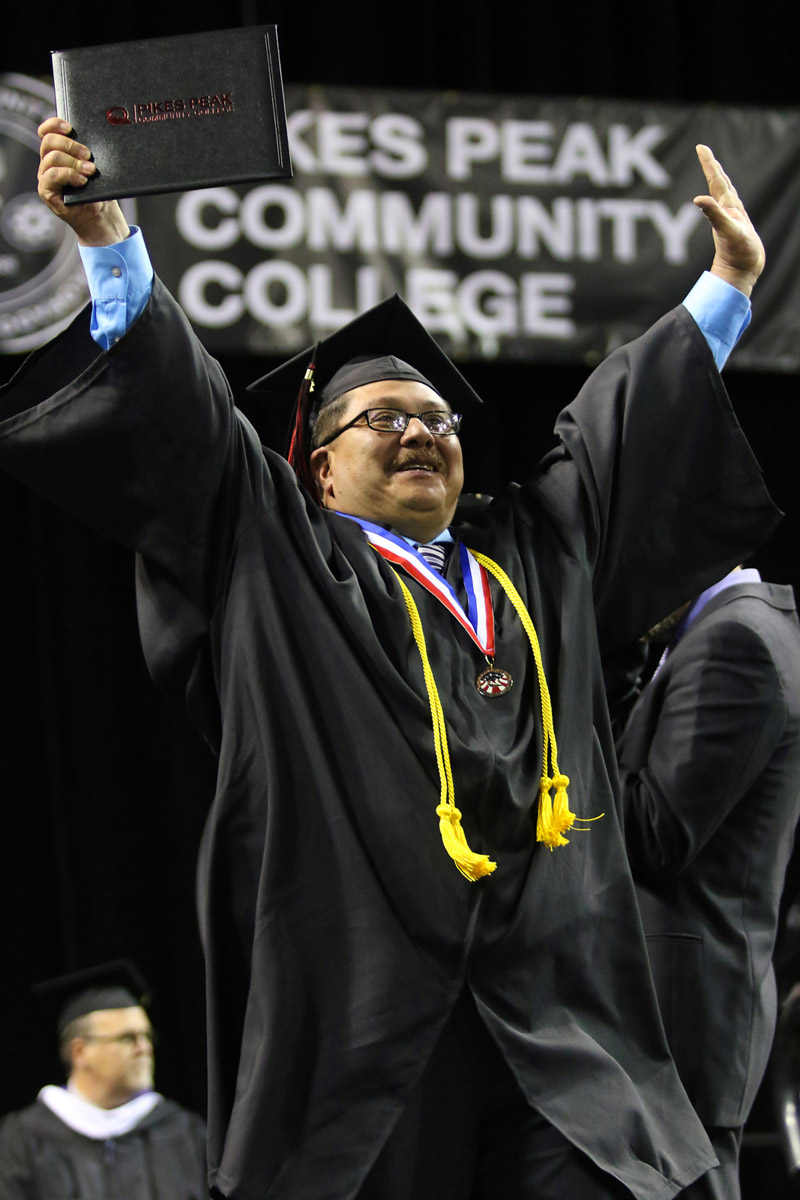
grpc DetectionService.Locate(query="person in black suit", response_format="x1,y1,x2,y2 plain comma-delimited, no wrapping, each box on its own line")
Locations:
616,567,800,1200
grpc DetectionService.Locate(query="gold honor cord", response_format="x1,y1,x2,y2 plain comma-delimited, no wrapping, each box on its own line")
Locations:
390,567,497,881
468,551,599,850
383,549,602,880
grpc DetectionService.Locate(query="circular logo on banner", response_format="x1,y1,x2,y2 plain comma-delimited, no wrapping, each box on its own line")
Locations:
0,72,89,353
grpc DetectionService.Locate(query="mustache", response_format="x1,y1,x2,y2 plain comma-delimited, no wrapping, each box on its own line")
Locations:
389,450,446,473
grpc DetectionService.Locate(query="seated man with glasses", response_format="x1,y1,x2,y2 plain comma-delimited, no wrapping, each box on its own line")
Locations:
0,961,207,1200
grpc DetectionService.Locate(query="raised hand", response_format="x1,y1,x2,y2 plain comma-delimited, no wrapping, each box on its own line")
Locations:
37,117,130,246
694,144,765,297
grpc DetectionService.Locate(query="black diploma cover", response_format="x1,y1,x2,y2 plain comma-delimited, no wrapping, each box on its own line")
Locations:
51,25,292,205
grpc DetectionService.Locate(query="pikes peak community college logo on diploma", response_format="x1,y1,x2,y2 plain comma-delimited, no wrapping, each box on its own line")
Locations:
105,92,235,126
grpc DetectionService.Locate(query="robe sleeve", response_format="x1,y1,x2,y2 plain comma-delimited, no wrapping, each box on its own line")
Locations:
537,304,781,652
0,278,309,619
0,278,322,743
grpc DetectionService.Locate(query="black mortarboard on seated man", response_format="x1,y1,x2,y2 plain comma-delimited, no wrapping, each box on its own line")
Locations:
247,294,483,497
32,959,152,1037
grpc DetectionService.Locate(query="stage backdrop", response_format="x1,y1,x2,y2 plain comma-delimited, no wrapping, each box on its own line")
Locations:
2,74,800,370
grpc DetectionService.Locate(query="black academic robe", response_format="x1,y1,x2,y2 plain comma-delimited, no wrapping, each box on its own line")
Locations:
618,581,800,1129
0,281,781,1200
0,1097,207,1200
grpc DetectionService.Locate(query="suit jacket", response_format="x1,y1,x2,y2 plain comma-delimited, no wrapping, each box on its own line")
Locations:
618,580,800,1127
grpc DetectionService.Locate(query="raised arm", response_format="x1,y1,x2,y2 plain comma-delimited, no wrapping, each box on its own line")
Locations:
694,143,765,298
37,116,130,246
541,145,778,655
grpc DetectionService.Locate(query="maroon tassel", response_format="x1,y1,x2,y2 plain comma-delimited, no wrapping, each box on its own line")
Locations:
287,360,321,501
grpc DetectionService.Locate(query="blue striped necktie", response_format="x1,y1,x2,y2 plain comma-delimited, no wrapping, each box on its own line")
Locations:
415,542,449,574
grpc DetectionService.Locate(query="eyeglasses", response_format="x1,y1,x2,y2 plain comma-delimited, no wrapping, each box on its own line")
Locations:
317,407,462,447
83,1030,157,1047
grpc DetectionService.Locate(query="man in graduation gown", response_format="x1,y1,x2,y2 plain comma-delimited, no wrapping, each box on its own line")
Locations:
0,123,781,1198
0,962,207,1200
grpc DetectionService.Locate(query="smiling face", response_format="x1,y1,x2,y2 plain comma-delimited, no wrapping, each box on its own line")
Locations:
309,379,464,542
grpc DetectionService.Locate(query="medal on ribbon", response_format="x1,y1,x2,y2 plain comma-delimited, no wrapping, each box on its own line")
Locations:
341,517,513,696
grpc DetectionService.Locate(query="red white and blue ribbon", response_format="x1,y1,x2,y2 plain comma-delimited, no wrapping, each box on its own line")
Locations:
337,514,496,658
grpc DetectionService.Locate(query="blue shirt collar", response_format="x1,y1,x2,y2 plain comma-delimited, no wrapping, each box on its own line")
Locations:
397,528,454,548
673,566,762,643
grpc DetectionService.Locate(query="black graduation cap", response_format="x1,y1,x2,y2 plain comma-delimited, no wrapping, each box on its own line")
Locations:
247,294,483,496
32,959,152,1035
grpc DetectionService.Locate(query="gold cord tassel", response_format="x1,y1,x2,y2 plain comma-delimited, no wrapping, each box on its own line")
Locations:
390,567,496,881
537,774,573,847
437,804,495,880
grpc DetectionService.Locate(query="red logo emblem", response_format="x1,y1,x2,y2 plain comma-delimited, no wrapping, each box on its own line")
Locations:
475,667,514,697
106,107,131,125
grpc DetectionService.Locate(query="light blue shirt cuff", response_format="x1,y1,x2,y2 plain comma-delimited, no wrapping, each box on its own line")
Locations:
78,227,154,350
682,271,751,370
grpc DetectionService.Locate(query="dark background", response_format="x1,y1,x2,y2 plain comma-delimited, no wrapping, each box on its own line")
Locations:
1,2,799,1194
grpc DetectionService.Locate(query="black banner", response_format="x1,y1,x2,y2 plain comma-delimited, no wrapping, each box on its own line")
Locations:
5,78,800,370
